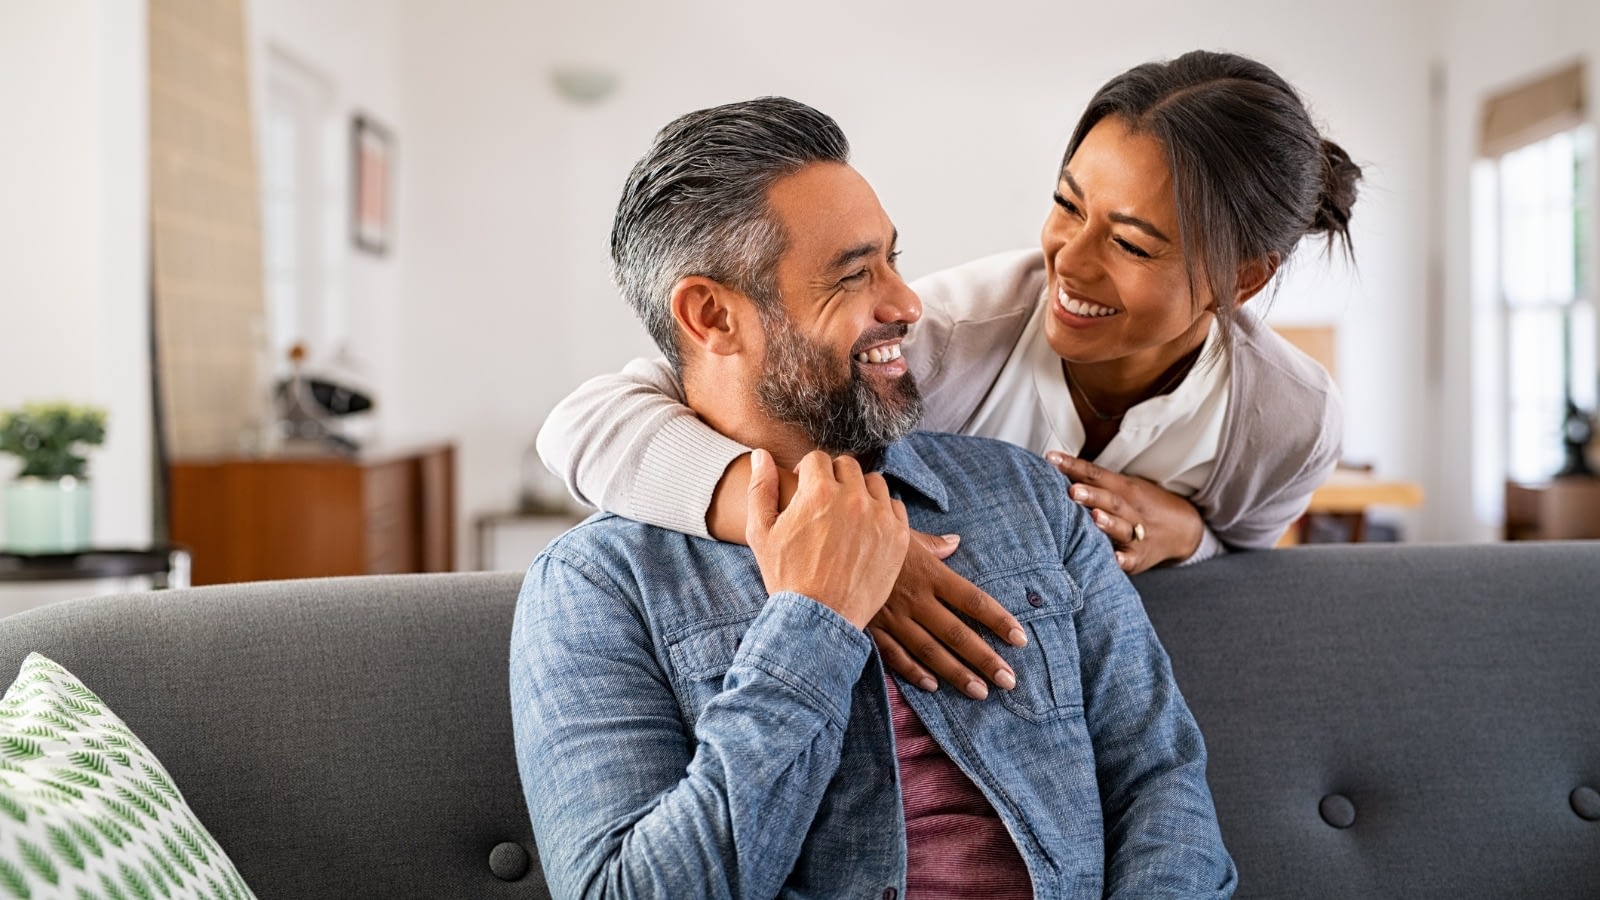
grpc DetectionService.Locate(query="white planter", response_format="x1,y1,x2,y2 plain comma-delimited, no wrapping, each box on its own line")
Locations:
4,476,92,553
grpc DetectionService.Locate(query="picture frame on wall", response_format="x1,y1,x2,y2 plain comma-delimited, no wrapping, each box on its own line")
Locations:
351,114,393,255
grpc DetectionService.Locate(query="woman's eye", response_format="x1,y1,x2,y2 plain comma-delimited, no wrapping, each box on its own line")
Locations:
1052,192,1081,217
1115,238,1151,259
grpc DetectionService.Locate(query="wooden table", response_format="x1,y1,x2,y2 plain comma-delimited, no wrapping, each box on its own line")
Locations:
1282,469,1425,545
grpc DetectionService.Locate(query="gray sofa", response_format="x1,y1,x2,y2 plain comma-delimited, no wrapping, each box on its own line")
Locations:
1,541,1598,898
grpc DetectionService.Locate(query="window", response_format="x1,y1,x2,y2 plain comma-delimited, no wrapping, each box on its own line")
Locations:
1472,61,1596,522
261,50,338,376
1495,126,1596,483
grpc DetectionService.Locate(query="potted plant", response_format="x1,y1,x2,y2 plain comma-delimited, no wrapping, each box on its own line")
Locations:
0,402,107,553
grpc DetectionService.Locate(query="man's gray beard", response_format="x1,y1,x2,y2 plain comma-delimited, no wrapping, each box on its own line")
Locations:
754,315,923,457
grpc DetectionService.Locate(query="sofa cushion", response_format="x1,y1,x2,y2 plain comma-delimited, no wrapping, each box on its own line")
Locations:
0,653,256,899
0,572,547,900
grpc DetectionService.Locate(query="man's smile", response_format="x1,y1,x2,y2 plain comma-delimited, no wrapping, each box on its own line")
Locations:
854,341,904,365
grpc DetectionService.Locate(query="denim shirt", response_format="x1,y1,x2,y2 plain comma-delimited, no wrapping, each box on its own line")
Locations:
511,432,1236,899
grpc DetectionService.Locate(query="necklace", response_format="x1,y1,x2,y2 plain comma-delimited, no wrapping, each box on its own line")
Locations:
1064,352,1203,423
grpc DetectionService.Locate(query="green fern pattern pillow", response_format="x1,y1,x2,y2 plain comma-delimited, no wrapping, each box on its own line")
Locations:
0,653,256,900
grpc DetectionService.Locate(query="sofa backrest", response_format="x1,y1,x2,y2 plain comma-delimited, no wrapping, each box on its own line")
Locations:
1137,541,1600,899
2,542,1598,898
0,571,546,900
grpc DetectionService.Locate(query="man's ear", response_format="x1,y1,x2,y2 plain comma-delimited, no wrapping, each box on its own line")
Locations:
1232,253,1282,308
671,276,756,357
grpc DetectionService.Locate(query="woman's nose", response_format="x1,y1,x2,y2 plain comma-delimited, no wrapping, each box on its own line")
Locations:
1051,227,1102,284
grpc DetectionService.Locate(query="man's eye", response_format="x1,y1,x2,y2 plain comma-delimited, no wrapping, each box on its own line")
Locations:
841,268,869,285
887,250,903,270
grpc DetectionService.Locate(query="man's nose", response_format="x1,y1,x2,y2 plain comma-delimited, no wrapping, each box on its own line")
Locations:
877,269,922,325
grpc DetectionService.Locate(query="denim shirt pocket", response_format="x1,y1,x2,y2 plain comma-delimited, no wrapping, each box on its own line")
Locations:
975,565,1085,722
665,615,755,729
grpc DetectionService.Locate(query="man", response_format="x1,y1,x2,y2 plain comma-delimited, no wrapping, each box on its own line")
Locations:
510,96,1235,898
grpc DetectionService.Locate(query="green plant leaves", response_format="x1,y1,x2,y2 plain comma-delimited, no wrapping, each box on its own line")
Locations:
0,403,108,480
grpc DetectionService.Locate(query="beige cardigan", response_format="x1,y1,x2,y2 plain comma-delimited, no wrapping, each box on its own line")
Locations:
537,248,1343,555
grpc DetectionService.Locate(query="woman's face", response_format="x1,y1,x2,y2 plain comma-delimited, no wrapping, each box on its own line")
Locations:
1040,116,1212,370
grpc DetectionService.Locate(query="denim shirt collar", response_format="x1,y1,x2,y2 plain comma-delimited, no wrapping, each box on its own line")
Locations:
877,438,951,513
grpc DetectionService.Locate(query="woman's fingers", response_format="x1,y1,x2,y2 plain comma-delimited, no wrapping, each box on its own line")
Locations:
1048,451,1116,488
1090,507,1142,548
875,534,1025,697
867,626,938,693
869,605,994,700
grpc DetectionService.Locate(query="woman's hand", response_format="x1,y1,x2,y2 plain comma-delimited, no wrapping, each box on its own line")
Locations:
1046,452,1204,574
867,531,1028,700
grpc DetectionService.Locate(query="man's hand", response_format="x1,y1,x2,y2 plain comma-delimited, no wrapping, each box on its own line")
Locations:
868,532,1026,699
1046,452,1205,573
746,449,910,629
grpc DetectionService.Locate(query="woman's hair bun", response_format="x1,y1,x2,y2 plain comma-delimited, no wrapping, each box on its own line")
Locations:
1313,138,1362,255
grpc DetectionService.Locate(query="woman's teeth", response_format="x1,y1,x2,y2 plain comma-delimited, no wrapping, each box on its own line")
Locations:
1058,287,1117,318
855,343,903,364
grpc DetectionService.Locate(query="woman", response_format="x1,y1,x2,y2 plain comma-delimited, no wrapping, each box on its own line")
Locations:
539,50,1359,693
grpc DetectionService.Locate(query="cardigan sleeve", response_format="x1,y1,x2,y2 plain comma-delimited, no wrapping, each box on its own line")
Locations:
535,250,1042,537
535,357,747,538
1195,312,1346,551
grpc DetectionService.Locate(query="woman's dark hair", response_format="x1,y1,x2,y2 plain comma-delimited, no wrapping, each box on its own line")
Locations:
1062,50,1362,352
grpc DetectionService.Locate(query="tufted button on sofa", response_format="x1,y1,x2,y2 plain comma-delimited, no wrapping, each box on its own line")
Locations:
1,541,1597,898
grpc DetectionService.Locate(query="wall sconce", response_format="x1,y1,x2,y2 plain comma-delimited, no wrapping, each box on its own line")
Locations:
551,66,619,105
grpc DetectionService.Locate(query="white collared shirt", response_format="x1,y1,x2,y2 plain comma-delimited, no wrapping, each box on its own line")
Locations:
965,302,1230,499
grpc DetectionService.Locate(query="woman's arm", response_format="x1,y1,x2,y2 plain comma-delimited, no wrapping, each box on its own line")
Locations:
537,250,1043,536
536,357,747,538
535,251,1045,687
536,358,1026,694
1200,314,1348,552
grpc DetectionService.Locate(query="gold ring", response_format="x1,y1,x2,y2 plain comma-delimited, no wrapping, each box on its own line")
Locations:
1131,523,1146,543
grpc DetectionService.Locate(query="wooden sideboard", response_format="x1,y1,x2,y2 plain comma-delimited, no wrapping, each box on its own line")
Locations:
170,443,455,585
1505,477,1600,540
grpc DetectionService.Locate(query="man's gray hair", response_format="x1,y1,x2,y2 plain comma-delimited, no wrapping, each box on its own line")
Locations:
609,97,850,370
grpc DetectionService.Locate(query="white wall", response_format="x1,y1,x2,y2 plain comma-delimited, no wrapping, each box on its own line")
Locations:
391,0,1440,551
0,0,150,548
245,0,404,423
9,1,1592,565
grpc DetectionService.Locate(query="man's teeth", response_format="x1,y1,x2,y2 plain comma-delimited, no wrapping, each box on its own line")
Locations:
855,344,904,364
1058,288,1117,318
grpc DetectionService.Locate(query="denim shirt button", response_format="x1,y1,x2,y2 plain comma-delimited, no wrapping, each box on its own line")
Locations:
881,889,898,900
1026,590,1045,608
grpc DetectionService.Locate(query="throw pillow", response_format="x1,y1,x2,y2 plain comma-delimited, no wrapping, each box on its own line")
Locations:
0,652,256,899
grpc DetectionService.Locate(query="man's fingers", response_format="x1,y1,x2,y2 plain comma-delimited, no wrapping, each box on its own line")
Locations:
797,448,835,481
831,453,865,487
865,471,892,503
745,449,779,545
